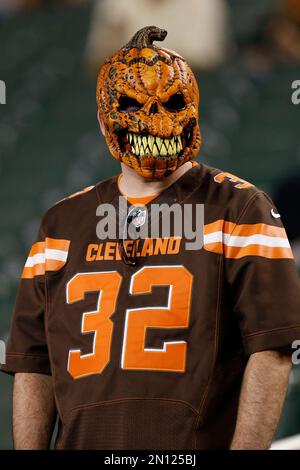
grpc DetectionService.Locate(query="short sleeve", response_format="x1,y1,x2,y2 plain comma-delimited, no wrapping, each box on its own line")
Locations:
0,224,51,375
225,192,300,355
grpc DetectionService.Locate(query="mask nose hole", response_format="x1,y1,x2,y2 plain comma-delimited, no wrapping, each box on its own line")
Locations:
149,102,158,114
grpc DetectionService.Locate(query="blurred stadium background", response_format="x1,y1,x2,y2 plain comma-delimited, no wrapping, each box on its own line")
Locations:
0,0,300,449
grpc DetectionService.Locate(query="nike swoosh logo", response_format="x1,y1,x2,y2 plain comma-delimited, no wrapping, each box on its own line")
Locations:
271,209,281,219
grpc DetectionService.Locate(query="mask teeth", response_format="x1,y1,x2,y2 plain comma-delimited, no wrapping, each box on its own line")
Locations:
126,132,184,157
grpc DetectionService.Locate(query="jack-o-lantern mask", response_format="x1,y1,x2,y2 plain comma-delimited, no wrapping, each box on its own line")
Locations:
96,26,202,180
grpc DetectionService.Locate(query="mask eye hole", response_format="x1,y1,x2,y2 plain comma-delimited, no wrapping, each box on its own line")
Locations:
118,95,142,112
164,92,186,111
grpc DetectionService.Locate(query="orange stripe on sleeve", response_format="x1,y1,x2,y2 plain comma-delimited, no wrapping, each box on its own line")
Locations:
229,223,287,239
28,241,45,257
22,263,45,279
45,237,70,251
203,241,223,255
203,219,293,260
204,221,287,238
21,237,70,279
45,259,68,271
204,220,235,235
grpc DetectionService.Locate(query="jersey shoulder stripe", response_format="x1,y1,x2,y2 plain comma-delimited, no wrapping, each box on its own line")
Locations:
22,237,70,279
204,219,293,259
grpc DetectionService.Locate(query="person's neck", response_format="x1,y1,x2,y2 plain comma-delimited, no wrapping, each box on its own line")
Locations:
119,161,194,198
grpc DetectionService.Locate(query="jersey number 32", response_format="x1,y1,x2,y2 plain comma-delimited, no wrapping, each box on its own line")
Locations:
67,266,193,379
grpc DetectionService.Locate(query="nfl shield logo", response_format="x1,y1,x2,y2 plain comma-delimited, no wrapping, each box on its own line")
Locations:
131,209,147,228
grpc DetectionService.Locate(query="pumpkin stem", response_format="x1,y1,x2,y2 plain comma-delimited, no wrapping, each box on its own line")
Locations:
124,26,168,49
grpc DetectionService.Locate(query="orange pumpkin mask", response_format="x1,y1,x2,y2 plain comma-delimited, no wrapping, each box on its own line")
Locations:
96,26,202,180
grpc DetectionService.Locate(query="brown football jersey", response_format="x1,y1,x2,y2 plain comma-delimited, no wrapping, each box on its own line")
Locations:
2,163,300,450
